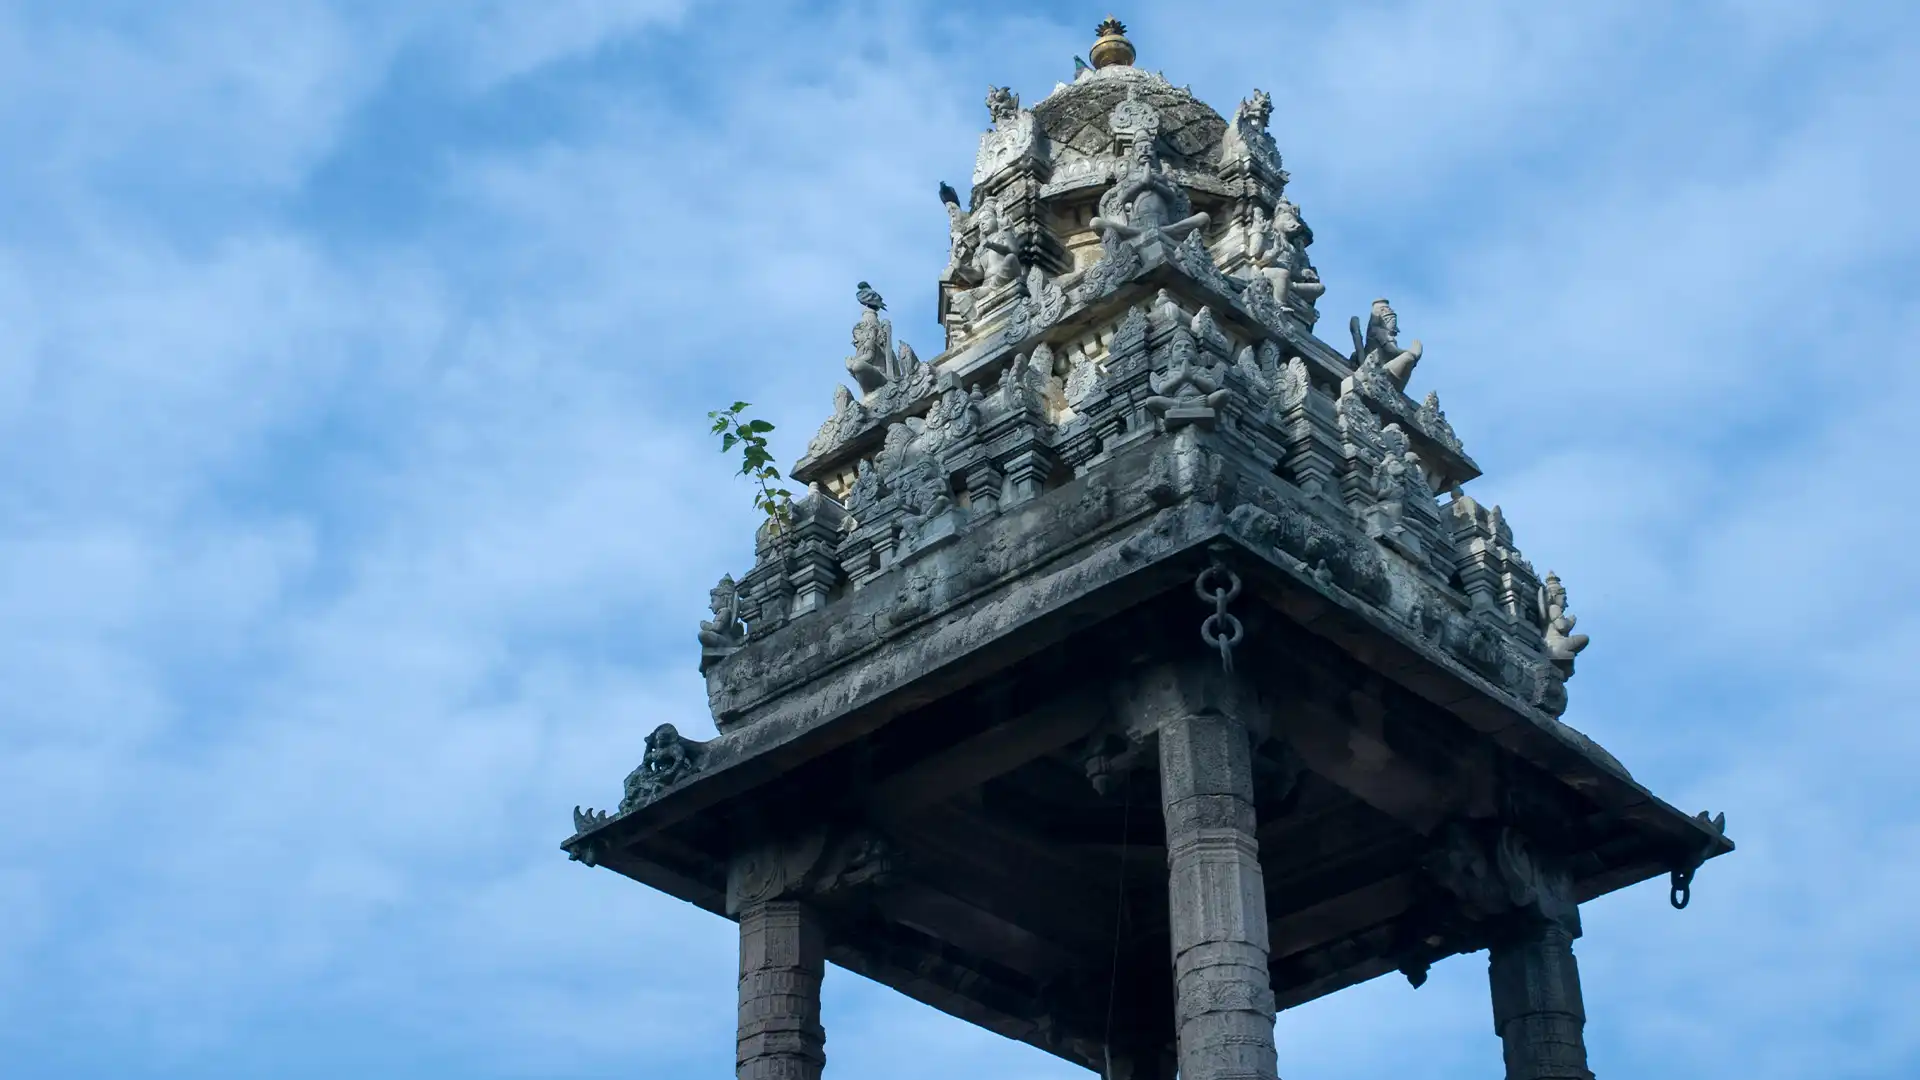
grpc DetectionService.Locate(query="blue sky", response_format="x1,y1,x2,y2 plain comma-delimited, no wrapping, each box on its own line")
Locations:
1,1,1915,1077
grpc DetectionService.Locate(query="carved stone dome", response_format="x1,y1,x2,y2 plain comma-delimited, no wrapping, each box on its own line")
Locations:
1034,65,1228,169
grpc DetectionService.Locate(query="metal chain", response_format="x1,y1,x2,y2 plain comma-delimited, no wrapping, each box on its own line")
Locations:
1195,559,1244,674
1669,865,1696,910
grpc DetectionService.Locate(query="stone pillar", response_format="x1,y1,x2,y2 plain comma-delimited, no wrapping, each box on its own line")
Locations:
1139,663,1279,1080
1488,915,1591,1080
736,900,827,1080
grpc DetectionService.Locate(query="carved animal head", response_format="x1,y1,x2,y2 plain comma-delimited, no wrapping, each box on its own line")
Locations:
1237,89,1273,129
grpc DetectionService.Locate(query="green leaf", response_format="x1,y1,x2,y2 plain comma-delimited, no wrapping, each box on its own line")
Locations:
744,419,775,434
730,401,750,413
722,433,738,450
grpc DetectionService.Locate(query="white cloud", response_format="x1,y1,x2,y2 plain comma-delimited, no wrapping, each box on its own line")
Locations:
1,0,1917,1077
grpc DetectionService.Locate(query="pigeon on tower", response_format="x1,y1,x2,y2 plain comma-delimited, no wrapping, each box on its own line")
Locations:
855,281,887,312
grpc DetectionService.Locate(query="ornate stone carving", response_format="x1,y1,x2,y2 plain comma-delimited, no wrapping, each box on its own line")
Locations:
1239,265,1288,333
1075,226,1146,301
1231,345,1270,399
847,283,896,395
1026,264,1068,328
1336,386,1382,450
571,805,609,835
973,85,1040,187
1349,298,1422,391
995,349,1053,418
1249,199,1324,314
1146,327,1230,431
1426,822,1577,929
938,181,980,283
619,723,705,813
1174,229,1235,295
727,827,902,914
1218,89,1284,177
971,196,1023,291
698,574,748,671
1275,355,1310,411
1091,92,1210,251
1539,571,1590,665
922,378,984,453
1063,341,1106,407
806,383,871,459
1418,390,1463,454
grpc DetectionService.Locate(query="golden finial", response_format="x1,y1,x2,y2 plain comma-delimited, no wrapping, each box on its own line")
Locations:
1089,16,1135,69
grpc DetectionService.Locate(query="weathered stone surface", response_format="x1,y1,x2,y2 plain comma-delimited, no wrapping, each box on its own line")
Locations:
564,20,1735,1080
1489,919,1592,1080
1126,662,1279,1080
736,899,827,1080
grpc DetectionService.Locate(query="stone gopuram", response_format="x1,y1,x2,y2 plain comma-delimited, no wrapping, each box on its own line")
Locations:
565,19,1731,1080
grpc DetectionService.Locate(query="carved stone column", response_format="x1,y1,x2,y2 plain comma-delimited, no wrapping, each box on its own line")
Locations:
735,900,827,1080
1122,661,1279,1080
1428,823,1592,1080
1488,914,1591,1080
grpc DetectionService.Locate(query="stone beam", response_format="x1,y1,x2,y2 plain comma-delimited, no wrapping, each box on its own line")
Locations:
868,690,1105,818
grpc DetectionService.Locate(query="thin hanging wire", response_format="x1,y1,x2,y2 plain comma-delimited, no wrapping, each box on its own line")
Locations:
1101,769,1135,1080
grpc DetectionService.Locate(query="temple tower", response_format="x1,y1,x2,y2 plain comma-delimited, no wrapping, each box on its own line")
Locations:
566,19,1731,1080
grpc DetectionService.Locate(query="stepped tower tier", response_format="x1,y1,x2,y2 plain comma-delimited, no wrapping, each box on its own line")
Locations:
566,19,1732,1080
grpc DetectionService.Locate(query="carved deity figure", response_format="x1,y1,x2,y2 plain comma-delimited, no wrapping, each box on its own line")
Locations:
1249,200,1325,312
1351,298,1423,389
1090,95,1209,249
970,198,1023,290
1538,572,1590,663
1092,153,1211,247
846,302,896,395
697,574,747,651
621,723,700,811
1145,336,1231,430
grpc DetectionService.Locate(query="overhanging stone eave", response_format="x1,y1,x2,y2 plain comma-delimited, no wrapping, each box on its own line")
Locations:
1211,525,1735,876
581,511,1232,851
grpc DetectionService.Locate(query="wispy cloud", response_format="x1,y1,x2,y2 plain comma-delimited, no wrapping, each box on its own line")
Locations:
0,1,1914,1078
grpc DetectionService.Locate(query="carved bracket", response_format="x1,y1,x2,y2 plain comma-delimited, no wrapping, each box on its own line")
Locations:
1424,821,1579,934
726,826,903,915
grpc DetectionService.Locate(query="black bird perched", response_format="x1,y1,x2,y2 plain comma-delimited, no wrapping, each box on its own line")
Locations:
938,181,962,208
855,281,887,312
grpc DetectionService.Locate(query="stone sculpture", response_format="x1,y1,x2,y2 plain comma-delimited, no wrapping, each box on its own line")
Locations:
1350,298,1423,390
846,283,903,395
938,182,979,282
619,722,702,812
1249,200,1325,313
698,573,747,661
1145,334,1230,430
1219,89,1284,176
1539,571,1591,663
1090,95,1210,249
970,198,1023,290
